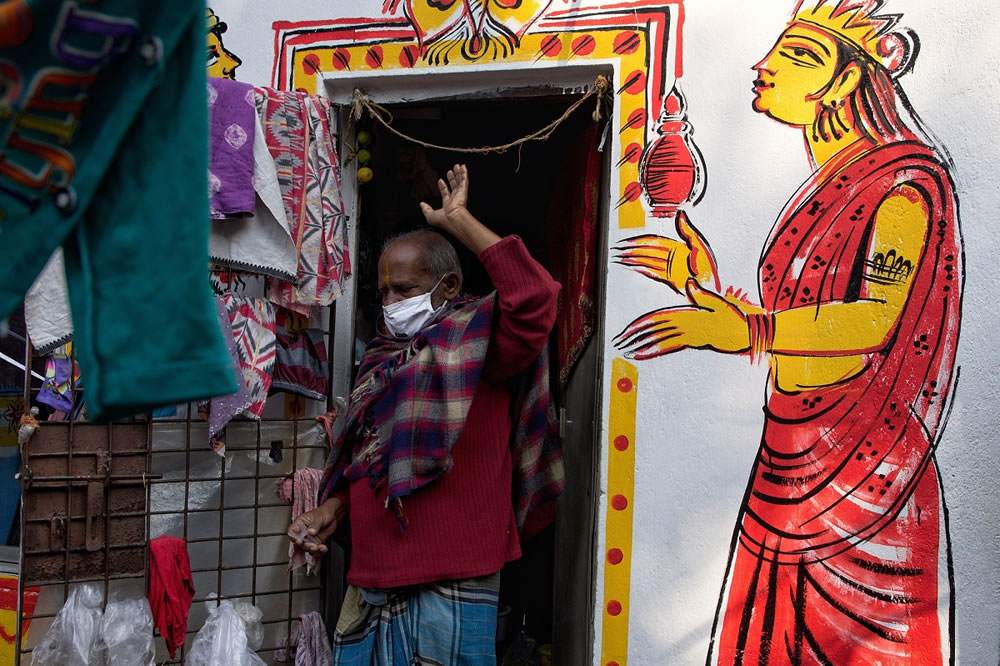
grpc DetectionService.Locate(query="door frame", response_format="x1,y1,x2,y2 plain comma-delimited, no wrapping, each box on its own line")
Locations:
325,65,614,663
325,60,613,409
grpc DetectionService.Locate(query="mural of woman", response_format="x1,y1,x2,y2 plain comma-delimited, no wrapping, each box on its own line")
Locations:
206,8,241,79
615,1,963,663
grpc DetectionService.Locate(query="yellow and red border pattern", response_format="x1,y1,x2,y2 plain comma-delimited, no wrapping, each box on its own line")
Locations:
602,358,638,666
270,6,680,663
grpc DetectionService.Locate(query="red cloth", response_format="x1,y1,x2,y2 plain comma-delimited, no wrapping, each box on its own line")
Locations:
340,236,559,589
716,141,961,664
546,123,601,388
149,535,196,659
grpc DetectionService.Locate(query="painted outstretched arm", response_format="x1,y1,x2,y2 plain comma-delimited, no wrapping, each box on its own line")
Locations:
615,186,929,360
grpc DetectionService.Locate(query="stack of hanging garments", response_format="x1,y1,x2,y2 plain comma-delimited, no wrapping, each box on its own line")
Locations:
204,83,350,434
208,80,299,282
208,84,352,305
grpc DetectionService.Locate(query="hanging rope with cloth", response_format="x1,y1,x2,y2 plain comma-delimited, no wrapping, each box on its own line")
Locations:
349,75,610,156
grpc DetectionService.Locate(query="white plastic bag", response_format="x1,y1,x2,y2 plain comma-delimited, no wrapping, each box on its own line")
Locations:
232,599,264,651
32,583,103,666
185,600,266,666
89,597,155,666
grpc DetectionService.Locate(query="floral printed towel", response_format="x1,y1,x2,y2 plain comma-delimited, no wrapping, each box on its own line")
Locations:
259,89,351,314
198,296,252,454
223,293,276,419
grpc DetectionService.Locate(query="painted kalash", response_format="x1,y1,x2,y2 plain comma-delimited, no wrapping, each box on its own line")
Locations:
614,1,962,664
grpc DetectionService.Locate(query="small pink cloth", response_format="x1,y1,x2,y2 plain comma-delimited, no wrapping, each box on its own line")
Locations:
276,467,326,574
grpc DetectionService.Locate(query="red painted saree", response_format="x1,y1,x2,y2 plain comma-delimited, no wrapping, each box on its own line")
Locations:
713,141,962,665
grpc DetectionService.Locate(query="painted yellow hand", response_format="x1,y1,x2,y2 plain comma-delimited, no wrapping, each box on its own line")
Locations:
612,211,720,294
614,280,750,360
722,286,765,315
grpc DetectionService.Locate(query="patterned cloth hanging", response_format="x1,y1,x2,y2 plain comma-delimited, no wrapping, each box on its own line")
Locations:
258,89,351,315
222,293,276,419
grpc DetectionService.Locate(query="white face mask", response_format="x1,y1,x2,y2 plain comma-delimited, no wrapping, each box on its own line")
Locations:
382,275,448,339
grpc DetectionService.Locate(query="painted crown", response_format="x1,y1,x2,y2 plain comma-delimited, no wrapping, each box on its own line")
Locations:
791,1,917,76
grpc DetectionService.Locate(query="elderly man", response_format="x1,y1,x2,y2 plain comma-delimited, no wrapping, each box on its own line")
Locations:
289,164,563,664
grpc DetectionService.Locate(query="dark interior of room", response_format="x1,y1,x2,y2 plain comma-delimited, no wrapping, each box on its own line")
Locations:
356,92,605,662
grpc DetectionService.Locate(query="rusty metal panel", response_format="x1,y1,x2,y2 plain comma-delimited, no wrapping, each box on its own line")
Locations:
20,423,148,586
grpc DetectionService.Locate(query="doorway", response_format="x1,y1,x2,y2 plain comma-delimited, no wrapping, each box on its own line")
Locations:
341,90,610,664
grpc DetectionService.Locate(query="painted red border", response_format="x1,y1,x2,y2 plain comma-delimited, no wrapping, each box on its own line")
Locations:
270,1,683,109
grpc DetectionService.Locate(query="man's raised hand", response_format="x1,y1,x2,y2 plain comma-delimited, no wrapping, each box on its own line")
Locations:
420,164,470,232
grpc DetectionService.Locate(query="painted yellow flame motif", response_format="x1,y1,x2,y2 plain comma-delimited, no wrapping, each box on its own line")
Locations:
395,0,554,61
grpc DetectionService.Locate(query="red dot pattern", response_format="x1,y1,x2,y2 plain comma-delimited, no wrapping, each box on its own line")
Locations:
302,53,321,75
612,30,641,55
622,142,642,163
608,662,621,666
606,367,636,659
365,45,384,69
622,69,646,95
399,45,419,68
571,34,596,56
332,48,351,71
539,34,562,58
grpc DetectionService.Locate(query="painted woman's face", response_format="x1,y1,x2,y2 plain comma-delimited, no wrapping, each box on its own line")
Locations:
751,24,840,126
207,29,241,80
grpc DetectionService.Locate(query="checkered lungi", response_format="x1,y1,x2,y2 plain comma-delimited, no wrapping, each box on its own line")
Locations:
332,572,500,665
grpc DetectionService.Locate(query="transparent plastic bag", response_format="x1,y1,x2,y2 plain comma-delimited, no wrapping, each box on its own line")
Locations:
89,597,155,666
32,583,103,666
231,599,264,651
185,600,266,666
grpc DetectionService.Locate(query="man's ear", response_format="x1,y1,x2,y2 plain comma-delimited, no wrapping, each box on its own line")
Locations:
441,271,461,300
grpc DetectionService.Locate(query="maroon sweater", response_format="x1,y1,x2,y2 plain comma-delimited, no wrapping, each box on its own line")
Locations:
338,236,559,589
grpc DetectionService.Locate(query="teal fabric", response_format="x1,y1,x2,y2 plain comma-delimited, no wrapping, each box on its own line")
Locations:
0,1,237,420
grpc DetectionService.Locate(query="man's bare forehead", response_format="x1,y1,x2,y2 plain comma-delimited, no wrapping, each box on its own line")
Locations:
378,240,434,278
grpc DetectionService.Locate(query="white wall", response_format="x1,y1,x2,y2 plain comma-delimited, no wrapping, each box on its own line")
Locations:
668,3,1000,663
211,1,1000,663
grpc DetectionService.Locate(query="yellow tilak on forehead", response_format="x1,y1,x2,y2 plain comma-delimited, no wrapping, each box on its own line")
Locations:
791,1,898,65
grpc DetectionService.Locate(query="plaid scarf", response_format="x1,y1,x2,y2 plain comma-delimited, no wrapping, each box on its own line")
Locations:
320,293,564,532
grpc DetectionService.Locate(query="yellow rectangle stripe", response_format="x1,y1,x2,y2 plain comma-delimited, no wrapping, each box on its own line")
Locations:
600,357,638,666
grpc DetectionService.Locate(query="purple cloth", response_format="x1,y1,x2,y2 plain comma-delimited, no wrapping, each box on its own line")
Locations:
208,77,256,219
274,612,332,665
